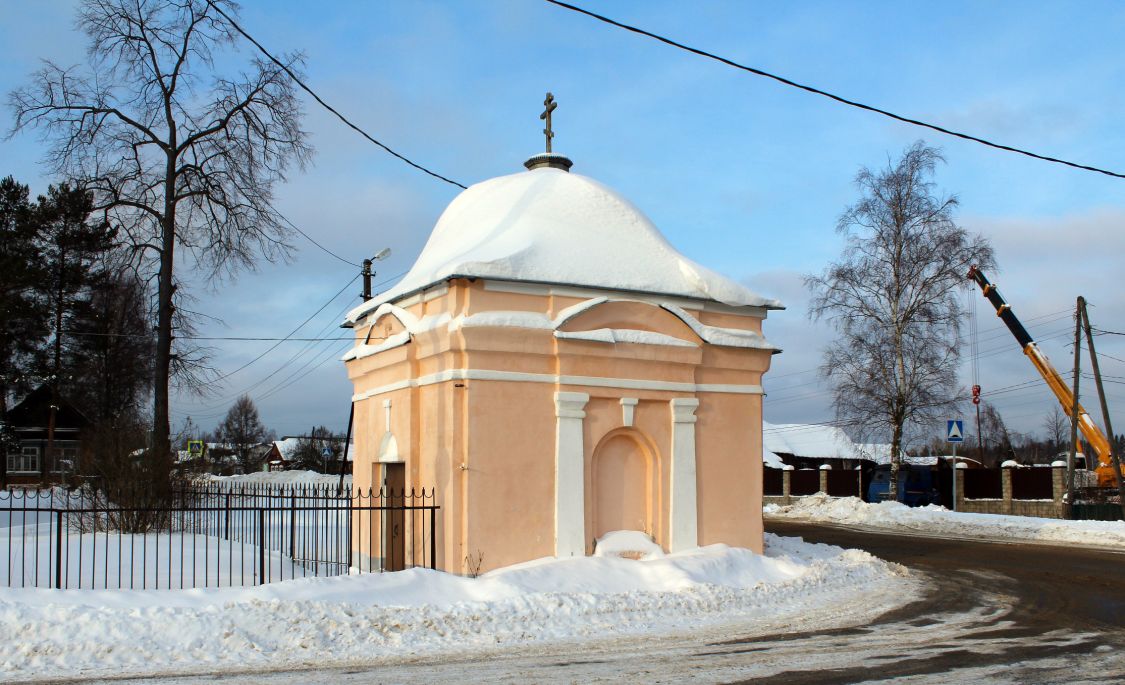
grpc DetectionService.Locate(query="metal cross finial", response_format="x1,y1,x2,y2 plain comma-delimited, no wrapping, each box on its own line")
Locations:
540,92,557,153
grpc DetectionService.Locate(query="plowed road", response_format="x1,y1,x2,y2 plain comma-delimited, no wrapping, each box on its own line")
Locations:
65,521,1125,684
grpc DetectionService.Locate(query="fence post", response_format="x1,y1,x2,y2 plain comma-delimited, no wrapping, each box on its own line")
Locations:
429,506,436,570
1052,465,1066,516
782,468,792,505
55,510,64,590
1001,466,1014,515
289,494,296,560
224,492,231,541
258,508,266,585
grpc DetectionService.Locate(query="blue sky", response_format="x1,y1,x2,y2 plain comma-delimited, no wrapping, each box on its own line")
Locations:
2,1,1124,446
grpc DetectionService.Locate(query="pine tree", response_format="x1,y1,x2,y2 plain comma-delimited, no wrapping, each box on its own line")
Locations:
0,176,47,487
34,182,117,477
217,395,269,473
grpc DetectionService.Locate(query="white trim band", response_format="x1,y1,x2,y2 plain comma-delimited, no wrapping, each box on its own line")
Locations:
352,368,763,401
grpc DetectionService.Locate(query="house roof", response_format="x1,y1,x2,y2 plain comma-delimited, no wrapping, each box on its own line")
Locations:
346,161,781,324
763,422,908,465
6,385,90,430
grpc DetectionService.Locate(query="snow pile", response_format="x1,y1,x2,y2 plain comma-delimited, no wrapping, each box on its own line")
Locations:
593,530,665,560
0,535,911,681
346,166,781,324
767,493,1125,548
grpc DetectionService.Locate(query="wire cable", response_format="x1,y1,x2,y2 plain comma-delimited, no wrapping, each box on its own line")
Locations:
273,209,361,267
210,274,360,383
545,0,1125,180
206,0,468,190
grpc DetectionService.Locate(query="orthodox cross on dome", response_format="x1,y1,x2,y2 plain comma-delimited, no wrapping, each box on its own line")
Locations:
540,92,557,153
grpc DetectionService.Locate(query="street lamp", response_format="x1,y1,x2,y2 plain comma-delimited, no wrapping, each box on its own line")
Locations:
362,248,392,301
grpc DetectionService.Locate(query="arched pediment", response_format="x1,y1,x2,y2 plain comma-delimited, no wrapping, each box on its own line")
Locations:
378,431,400,462
555,299,701,346
363,303,419,344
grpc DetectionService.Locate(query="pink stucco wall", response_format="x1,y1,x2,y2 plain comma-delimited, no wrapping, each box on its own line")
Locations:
345,279,773,574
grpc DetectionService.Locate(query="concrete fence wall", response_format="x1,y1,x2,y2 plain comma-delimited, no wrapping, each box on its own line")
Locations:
763,465,1067,520
763,468,861,506
955,466,1066,519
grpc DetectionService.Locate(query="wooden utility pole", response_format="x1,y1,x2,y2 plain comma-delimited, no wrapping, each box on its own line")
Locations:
1066,297,1083,514
1080,301,1125,519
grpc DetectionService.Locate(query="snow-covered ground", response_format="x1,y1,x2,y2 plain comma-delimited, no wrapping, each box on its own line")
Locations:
766,494,1125,548
204,470,351,486
0,534,914,682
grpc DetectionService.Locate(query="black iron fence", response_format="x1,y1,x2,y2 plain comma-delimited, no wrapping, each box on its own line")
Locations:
0,482,438,590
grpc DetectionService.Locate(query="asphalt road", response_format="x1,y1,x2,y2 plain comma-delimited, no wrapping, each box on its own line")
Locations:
746,520,1125,683
61,522,1125,684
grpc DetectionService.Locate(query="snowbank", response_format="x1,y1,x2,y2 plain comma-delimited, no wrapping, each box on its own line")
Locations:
765,494,1125,548
0,535,911,681
204,470,351,486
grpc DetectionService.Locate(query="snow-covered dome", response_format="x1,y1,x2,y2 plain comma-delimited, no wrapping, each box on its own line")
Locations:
346,162,780,323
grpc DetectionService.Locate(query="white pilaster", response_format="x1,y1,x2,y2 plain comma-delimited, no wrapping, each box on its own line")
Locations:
554,391,590,557
620,397,638,427
669,398,700,552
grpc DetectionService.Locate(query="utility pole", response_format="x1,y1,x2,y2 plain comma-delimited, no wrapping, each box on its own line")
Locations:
361,258,372,302
1066,297,1083,515
1080,300,1125,519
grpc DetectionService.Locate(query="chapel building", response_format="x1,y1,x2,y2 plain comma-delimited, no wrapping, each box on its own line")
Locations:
343,150,781,574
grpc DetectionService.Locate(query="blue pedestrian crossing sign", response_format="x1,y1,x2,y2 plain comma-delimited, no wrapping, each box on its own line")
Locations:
946,419,965,443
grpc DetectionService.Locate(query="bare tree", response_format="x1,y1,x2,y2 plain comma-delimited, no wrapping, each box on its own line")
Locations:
8,0,311,482
1042,405,1068,457
978,402,1014,467
807,141,995,500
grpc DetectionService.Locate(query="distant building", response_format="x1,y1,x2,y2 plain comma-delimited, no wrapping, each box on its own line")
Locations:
763,421,908,471
3,385,89,486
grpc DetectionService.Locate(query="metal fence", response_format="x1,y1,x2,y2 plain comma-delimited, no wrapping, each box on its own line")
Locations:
1010,468,1054,500
0,482,438,590
763,468,784,496
789,469,820,496
962,469,1003,499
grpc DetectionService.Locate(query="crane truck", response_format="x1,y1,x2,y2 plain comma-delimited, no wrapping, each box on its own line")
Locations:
967,266,1123,488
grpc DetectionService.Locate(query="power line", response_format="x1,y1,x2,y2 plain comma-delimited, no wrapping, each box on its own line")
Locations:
210,274,360,384
205,0,467,190
273,210,361,267
180,269,409,413
545,0,1125,181
65,331,351,342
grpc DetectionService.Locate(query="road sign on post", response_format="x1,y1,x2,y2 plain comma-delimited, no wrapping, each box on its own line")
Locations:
946,420,964,443
947,419,964,512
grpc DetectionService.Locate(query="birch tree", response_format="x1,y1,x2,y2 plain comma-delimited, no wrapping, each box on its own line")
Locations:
9,0,311,481
807,142,994,499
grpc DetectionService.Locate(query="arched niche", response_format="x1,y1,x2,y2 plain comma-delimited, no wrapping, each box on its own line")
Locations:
589,428,662,542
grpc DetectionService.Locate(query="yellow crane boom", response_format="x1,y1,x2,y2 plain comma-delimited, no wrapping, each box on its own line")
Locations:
967,266,1118,486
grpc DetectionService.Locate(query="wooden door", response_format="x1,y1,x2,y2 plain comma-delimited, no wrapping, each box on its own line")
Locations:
382,462,405,571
